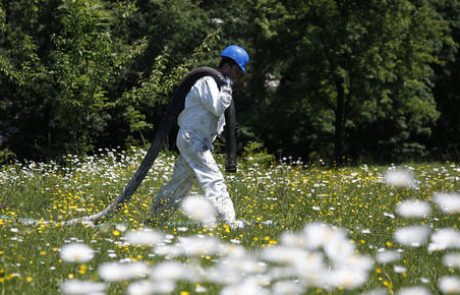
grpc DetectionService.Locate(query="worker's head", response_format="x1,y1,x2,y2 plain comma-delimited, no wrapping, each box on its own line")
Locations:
218,45,249,79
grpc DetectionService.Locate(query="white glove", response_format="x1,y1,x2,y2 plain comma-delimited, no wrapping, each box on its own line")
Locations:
221,77,233,96
221,85,232,96
224,77,233,87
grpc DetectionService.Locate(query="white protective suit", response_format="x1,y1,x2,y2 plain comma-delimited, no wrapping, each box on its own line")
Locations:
150,76,236,224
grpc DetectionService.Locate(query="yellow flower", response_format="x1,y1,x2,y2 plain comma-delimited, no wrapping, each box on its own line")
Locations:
383,280,393,289
223,224,230,233
268,239,277,245
79,264,88,275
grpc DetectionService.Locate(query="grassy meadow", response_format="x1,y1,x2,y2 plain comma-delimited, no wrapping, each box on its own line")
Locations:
1,148,460,294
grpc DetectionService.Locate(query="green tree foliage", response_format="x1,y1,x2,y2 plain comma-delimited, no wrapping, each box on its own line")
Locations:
430,0,460,159
115,29,223,146
0,0,459,163
0,0,144,159
245,0,447,164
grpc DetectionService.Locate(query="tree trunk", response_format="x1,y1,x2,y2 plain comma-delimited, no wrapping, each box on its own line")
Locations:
334,76,345,166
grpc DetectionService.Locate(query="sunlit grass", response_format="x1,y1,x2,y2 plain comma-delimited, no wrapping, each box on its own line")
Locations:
1,148,460,294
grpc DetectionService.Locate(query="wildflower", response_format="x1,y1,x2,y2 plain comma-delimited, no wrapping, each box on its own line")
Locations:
420,277,430,283
60,243,94,263
328,267,369,289
60,279,106,295
206,262,243,285
177,235,220,257
342,254,373,272
154,244,182,257
323,236,356,262
433,192,460,214
395,200,431,218
279,232,305,248
125,228,164,247
383,212,395,219
115,223,128,232
383,169,415,188
302,223,348,250
376,250,401,264
126,280,171,295
98,262,149,282
396,286,431,295
428,228,460,252
362,288,388,295
394,225,431,247
151,261,194,282
438,276,460,294
443,253,460,268
78,264,88,275
271,281,304,295
394,265,407,273
219,255,266,275
261,246,311,265
195,284,207,293
293,254,328,286
181,196,216,225
220,279,269,295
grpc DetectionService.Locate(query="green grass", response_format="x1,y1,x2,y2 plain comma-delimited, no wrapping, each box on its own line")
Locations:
1,148,460,294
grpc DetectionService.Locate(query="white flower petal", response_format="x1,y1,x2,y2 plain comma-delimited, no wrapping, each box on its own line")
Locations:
181,196,216,225
60,280,106,295
384,169,415,188
396,199,431,218
98,262,149,282
125,228,164,247
433,192,460,214
60,243,94,263
394,225,431,247
438,276,460,294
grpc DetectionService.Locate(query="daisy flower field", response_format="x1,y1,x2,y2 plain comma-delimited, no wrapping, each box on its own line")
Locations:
1,148,460,294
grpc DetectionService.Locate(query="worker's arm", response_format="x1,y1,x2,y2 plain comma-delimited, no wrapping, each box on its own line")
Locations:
194,76,232,117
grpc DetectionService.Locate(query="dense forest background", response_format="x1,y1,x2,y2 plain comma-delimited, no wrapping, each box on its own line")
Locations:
1,0,460,165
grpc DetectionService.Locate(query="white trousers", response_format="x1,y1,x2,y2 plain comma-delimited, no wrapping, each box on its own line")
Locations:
150,129,236,224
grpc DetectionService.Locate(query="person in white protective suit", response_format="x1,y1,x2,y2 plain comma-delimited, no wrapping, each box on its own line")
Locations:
149,45,250,228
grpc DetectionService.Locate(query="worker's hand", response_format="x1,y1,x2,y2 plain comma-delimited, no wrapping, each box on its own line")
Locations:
221,77,232,96
224,77,233,87
221,85,232,97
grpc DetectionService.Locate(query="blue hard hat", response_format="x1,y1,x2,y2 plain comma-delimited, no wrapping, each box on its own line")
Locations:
220,45,250,74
